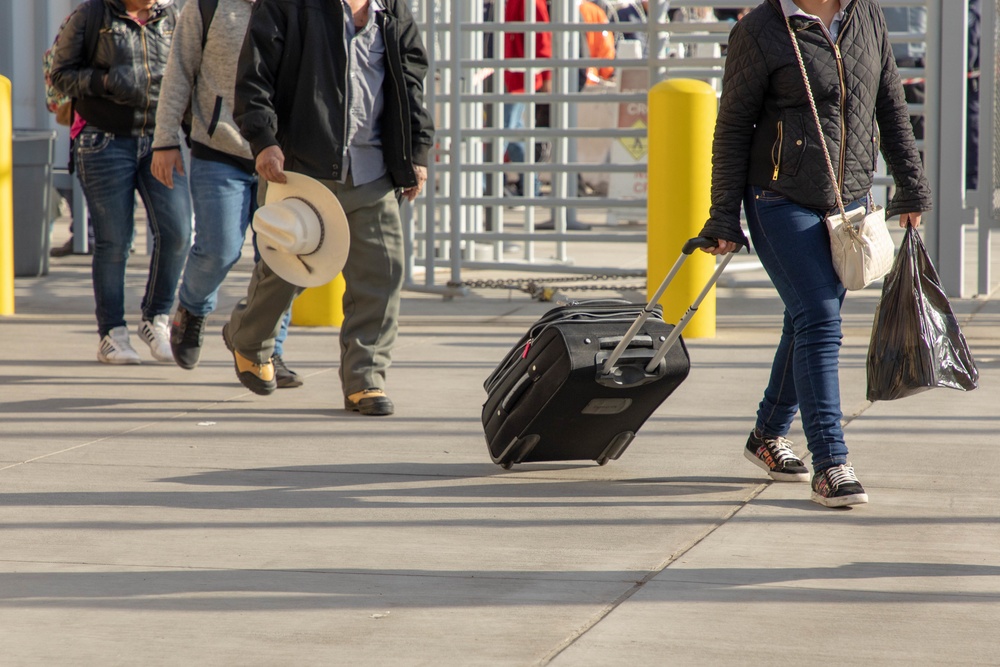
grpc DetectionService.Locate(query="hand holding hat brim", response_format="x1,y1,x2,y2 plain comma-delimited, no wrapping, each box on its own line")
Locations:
254,172,350,288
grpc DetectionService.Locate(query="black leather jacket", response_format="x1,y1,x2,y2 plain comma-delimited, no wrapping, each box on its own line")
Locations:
701,0,933,247
234,0,435,188
50,0,177,137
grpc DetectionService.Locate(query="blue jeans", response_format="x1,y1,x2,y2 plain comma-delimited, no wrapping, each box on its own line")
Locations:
743,185,864,472
178,157,257,317
503,102,541,197
74,130,192,337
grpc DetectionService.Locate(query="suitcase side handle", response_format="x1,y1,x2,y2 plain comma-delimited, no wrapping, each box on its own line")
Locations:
500,372,533,412
599,334,653,350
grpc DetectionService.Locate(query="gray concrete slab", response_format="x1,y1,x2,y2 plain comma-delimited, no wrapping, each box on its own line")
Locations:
3,226,999,665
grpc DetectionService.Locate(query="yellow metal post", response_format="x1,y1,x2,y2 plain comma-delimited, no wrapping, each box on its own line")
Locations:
0,76,13,316
291,273,346,327
647,78,717,337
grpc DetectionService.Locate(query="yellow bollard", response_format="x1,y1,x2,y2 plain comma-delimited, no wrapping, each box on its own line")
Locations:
291,273,346,327
647,78,718,337
0,75,13,316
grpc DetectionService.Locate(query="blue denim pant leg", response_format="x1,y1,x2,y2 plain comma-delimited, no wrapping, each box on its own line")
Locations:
503,101,527,165
743,185,863,472
178,157,257,316
75,131,191,337
135,136,191,320
503,101,540,197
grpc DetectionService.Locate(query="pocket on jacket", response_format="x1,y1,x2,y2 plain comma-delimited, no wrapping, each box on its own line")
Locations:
207,96,223,137
772,113,808,179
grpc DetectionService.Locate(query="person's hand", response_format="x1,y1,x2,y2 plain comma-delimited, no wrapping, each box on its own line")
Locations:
402,164,427,202
899,211,922,228
700,238,740,256
256,145,287,183
151,148,184,189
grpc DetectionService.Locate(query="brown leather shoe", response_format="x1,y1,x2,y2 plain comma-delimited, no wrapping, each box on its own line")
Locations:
222,324,276,396
345,388,394,416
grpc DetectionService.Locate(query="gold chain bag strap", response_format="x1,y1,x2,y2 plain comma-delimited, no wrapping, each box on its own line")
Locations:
784,17,894,290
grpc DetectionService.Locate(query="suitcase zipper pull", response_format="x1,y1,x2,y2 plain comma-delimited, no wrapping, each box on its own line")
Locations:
521,339,533,358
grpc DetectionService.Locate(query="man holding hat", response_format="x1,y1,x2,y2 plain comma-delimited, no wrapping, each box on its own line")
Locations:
222,0,434,415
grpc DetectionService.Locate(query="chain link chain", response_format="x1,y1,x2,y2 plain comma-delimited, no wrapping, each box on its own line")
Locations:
449,274,647,301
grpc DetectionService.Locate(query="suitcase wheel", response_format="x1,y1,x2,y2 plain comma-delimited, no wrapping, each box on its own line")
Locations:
596,431,635,466
495,434,540,469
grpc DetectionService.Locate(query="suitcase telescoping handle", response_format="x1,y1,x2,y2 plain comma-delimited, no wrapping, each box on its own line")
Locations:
599,237,735,378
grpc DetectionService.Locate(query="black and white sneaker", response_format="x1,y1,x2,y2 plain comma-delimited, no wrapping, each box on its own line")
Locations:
97,326,141,365
811,464,869,508
138,314,173,362
170,306,207,370
744,431,809,482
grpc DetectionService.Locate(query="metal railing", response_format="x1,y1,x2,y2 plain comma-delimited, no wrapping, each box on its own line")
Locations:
408,0,732,297
4,0,993,299
404,0,997,299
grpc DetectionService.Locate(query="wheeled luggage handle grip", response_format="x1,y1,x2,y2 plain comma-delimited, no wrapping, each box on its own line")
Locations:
682,237,720,255
600,238,735,377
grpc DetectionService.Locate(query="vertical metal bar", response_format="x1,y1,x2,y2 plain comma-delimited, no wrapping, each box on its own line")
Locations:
549,0,569,261
978,0,997,294
448,0,465,285
524,0,537,244
929,0,973,296
420,0,437,289
34,0,53,129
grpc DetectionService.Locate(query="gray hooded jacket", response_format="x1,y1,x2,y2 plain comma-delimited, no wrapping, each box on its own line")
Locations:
152,0,255,170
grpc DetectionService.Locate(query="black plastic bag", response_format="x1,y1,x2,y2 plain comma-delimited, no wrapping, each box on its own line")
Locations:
866,226,979,401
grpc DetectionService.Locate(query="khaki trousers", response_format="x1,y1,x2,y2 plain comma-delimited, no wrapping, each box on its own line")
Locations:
227,174,404,397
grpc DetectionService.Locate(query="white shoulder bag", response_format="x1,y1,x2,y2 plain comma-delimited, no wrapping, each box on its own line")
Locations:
785,18,895,290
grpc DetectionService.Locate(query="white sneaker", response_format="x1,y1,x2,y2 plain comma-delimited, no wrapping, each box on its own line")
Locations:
97,326,141,365
138,314,173,362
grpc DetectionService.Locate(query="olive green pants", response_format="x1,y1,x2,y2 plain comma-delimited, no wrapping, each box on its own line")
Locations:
227,174,404,397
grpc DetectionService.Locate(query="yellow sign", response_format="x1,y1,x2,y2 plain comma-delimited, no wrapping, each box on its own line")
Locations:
619,120,648,161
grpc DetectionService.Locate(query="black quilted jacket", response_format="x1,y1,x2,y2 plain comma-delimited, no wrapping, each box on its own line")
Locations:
50,0,177,137
701,0,933,247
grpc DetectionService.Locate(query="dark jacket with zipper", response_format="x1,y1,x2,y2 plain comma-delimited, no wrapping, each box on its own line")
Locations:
234,0,435,188
50,0,177,137
701,0,933,247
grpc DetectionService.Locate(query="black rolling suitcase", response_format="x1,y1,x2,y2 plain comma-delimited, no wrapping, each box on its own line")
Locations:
482,238,734,468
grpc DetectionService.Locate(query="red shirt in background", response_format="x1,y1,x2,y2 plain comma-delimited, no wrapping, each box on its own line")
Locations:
503,0,552,94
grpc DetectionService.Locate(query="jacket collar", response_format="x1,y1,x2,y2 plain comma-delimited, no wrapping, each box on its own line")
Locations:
767,0,854,17
106,1,174,14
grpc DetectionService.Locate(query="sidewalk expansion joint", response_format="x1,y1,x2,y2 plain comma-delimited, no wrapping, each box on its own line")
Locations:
536,482,772,666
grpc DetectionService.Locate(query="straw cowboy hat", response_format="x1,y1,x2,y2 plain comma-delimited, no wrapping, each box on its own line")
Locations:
254,172,350,288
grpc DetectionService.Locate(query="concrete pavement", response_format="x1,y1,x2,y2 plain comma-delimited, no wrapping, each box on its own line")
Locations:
2,222,999,666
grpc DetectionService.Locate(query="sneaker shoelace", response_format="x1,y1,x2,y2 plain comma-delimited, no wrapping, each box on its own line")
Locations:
764,436,801,467
182,314,206,345
825,464,860,489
